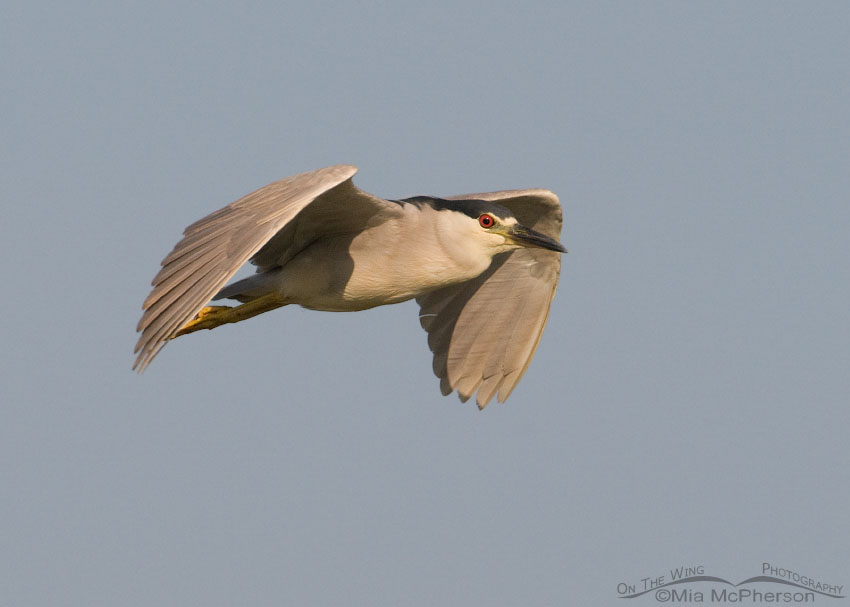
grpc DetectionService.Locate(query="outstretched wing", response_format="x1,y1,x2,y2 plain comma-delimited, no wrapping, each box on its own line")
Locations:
134,164,392,371
416,189,564,408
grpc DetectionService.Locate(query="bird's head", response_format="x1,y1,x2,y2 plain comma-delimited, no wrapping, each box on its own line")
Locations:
399,196,566,271
441,200,567,256
469,208,567,255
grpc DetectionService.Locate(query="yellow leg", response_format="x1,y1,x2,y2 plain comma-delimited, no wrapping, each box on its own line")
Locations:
173,293,287,338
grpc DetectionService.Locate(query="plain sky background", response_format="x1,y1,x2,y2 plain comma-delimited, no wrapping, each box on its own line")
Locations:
2,2,848,605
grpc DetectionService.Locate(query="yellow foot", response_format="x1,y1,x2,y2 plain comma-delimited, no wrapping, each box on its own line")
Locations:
173,306,232,338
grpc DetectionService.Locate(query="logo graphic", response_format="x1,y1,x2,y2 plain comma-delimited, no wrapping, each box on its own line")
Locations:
617,563,843,603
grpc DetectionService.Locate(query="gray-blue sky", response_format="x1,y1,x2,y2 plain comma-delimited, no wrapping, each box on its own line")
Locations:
2,1,848,605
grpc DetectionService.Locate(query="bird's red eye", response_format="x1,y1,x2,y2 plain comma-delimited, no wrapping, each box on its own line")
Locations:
479,214,495,228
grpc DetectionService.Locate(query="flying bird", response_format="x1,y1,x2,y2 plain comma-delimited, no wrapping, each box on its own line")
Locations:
134,165,566,408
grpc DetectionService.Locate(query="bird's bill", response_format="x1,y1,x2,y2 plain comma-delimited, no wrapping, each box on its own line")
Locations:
506,225,567,253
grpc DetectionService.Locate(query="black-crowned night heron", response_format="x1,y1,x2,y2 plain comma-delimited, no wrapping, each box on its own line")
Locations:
134,165,567,408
